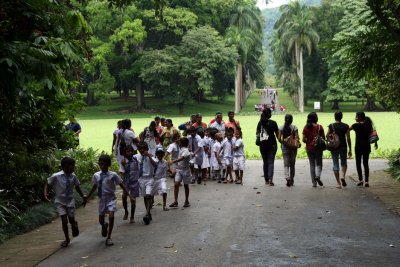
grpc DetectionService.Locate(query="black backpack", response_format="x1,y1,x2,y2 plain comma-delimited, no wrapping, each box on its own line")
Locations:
119,132,127,155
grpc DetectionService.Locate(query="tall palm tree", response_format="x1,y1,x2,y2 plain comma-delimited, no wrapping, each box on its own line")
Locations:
226,5,264,113
275,1,319,112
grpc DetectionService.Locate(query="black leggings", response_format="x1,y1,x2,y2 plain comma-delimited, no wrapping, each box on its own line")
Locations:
355,150,370,182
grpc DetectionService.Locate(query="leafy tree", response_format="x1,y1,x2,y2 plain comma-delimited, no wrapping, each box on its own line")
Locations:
275,0,320,112
140,26,237,114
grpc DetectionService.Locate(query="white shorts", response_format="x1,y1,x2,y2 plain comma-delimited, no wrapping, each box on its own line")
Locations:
55,203,75,217
233,157,245,171
152,178,167,195
221,158,233,168
98,195,117,215
175,168,191,184
139,179,154,197
169,162,177,173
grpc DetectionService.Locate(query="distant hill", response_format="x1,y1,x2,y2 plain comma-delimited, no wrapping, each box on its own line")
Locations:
261,0,321,74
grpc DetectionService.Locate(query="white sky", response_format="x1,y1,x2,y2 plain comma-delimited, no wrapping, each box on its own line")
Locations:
256,0,290,9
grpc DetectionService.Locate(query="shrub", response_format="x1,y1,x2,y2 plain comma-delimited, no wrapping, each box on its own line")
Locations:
388,149,400,181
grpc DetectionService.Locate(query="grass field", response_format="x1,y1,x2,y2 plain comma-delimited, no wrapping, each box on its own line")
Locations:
77,89,400,159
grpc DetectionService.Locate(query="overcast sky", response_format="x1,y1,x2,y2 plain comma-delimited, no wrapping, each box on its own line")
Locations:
256,0,290,9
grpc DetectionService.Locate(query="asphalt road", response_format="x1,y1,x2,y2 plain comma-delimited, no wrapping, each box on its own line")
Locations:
38,159,400,267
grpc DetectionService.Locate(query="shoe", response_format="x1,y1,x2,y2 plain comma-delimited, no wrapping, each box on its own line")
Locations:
269,180,274,186
312,184,317,188
101,223,108,237
341,178,347,187
235,180,242,184
357,181,364,186
129,218,135,224
105,238,114,246
143,215,150,225
183,202,190,207
217,180,222,183
72,221,79,237
197,179,202,184
169,202,178,208
286,179,291,187
290,179,294,186
123,213,128,220
364,182,369,187
316,178,323,186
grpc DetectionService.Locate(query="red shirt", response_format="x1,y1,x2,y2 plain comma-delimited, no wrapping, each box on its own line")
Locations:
192,122,207,129
302,124,325,151
225,120,240,134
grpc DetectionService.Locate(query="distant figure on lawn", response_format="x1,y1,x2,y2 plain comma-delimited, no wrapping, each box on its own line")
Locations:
65,115,81,146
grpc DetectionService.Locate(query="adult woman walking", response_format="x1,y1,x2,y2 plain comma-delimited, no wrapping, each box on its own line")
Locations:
160,119,179,149
278,114,300,187
350,112,373,187
302,112,325,187
256,109,279,186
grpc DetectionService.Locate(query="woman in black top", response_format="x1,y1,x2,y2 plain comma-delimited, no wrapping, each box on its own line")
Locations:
350,112,372,187
256,109,279,185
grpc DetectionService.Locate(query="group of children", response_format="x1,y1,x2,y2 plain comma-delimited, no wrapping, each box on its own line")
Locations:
45,112,246,247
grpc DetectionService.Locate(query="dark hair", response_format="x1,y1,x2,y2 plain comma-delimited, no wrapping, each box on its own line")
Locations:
149,121,156,127
160,117,165,122
165,118,173,126
61,156,75,168
98,154,111,166
124,146,134,153
122,119,132,130
154,116,161,121
137,141,149,150
306,112,318,129
187,126,196,134
334,111,343,121
228,111,234,115
357,112,373,134
282,114,293,137
260,108,272,128
180,137,189,147
227,127,234,135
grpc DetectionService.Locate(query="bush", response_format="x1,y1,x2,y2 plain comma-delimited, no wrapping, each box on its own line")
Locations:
388,148,400,181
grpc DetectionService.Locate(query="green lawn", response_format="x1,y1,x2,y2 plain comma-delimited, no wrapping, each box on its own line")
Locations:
77,90,400,159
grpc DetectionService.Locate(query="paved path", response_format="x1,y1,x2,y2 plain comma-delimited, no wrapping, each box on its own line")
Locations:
1,159,400,266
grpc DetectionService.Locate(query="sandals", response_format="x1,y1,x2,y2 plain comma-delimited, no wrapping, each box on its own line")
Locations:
60,240,70,247
163,207,169,211
101,222,109,237
105,238,114,246
169,202,178,208
183,202,190,208
357,181,364,186
316,178,323,186
222,180,228,184
340,178,347,187
71,221,79,237
235,180,242,184
364,182,370,187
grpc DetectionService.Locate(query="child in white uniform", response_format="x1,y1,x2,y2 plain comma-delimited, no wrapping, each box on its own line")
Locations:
165,133,180,177
152,147,169,211
121,146,140,224
219,129,235,183
212,133,223,182
233,130,245,184
135,142,156,225
44,157,86,248
86,155,133,246
187,127,204,184
169,137,191,208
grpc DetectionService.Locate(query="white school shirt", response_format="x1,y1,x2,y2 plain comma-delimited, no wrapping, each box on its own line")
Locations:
211,141,221,165
91,171,123,197
134,154,154,179
153,158,168,180
177,147,191,169
221,138,235,159
188,134,204,160
47,171,80,207
210,121,225,136
123,157,139,186
234,138,245,157
122,129,137,150
167,142,180,160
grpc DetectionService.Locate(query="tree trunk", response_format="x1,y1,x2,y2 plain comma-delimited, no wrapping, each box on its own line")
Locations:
299,46,304,113
331,100,340,110
235,63,243,113
364,94,377,111
135,79,144,111
86,90,96,106
177,102,184,115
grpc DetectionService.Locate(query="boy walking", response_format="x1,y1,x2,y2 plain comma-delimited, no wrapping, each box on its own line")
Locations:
152,147,169,211
44,156,86,247
121,146,140,223
169,137,191,208
233,130,245,184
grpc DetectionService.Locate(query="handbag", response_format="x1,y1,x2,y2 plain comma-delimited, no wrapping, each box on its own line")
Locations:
326,124,340,151
313,125,326,151
369,129,379,144
283,127,300,150
259,125,269,142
